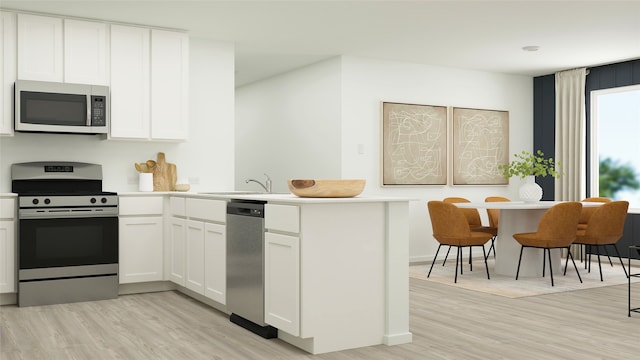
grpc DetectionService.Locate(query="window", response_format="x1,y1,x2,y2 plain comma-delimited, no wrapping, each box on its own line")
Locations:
590,84,640,208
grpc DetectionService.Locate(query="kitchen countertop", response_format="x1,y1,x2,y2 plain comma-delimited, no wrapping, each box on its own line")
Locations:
118,191,414,203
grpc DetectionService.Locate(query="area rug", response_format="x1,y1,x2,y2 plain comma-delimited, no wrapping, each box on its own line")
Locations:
409,257,639,298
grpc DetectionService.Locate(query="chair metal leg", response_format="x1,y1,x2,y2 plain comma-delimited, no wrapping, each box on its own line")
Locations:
602,245,614,267
485,237,496,260
482,246,490,280
597,249,603,281
427,244,442,278
442,246,451,266
469,247,473,272
547,248,554,287
455,246,461,283
563,249,570,275
515,246,524,280
567,247,582,283
542,248,547,278
612,244,629,278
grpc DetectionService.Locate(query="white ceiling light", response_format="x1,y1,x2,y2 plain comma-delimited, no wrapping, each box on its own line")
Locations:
522,46,540,52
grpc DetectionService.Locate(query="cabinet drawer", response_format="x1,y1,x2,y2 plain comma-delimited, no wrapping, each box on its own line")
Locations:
119,196,163,216
169,196,186,217
186,198,226,222
265,204,299,233
0,198,16,220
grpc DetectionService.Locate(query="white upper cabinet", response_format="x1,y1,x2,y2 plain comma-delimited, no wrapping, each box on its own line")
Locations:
64,19,109,85
17,15,107,85
17,14,63,82
109,24,150,139
110,27,188,141
150,29,189,140
1,11,17,136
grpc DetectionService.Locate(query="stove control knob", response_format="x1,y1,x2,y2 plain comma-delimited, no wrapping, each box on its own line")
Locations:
90,198,97,204
44,198,51,205
101,197,108,204
32,199,39,205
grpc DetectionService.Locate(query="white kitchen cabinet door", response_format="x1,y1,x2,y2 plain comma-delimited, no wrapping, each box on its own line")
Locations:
150,29,188,140
118,216,163,284
265,232,300,336
186,220,205,295
168,217,186,286
17,14,63,82
1,11,16,136
0,220,15,293
64,19,108,85
109,24,150,139
204,222,226,304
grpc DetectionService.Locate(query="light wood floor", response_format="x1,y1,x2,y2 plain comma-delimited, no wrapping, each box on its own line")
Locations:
1,277,639,359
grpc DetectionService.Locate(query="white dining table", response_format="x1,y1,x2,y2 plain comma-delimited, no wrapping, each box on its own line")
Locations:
453,201,602,277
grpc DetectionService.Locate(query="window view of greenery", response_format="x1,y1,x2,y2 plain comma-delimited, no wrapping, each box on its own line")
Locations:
593,85,640,208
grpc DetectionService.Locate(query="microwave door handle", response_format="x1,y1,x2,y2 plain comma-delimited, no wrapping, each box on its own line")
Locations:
87,97,92,126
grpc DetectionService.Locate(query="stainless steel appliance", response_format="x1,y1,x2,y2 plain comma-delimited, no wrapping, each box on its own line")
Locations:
11,162,118,307
226,200,277,339
15,80,109,134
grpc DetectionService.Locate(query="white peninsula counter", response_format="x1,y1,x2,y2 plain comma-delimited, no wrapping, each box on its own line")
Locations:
210,193,413,354
119,192,413,355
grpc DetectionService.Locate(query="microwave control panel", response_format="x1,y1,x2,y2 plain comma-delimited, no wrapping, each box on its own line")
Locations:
91,96,107,126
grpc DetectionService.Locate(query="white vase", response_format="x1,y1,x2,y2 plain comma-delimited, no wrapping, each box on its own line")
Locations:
519,175,543,202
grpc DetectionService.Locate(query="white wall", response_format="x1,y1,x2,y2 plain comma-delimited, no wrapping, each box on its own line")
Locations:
237,56,533,262
340,56,533,262
235,58,342,193
0,37,235,194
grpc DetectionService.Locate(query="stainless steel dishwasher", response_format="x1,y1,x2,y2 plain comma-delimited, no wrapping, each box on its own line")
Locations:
226,200,278,339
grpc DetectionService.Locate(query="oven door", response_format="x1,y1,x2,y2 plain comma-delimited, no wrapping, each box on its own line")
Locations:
19,216,118,270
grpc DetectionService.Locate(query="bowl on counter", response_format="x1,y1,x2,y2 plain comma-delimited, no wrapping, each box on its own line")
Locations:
287,179,366,198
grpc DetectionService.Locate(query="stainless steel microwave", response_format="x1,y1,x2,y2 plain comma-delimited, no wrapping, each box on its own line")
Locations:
15,80,109,135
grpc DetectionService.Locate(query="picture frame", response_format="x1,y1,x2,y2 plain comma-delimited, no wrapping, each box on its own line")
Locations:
452,107,509,185
381,102,447,185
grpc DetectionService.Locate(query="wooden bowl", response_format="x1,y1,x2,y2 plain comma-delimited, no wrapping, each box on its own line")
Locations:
174,184,190,192
287,179,366,198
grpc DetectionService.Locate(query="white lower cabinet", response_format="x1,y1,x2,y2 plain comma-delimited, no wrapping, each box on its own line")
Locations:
264,231,300,336
118,196,164,285
168,217,186,286
185,219,205,294
185,220,226,302
0,219,16,293
0,197,16,294
204,222,226,304
182,198,226,302
118,216,163,284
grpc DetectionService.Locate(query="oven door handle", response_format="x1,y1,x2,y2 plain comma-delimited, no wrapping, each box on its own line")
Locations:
19,207,118,219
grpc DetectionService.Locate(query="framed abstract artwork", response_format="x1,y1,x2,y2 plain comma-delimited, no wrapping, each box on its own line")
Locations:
381,102,447,185
452,107,509,185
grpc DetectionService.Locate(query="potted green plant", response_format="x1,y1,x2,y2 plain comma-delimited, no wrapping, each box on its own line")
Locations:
498,150,562,201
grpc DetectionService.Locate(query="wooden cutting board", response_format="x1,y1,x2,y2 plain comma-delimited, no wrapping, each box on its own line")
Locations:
153,152,177,191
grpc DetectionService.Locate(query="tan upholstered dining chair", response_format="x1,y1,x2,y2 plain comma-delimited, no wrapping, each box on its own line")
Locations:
578,197,612,230
427,201,493,283
576,197,612,264
441,197,497,265
512,202,583,286
571,200,629,281
484,196,510,259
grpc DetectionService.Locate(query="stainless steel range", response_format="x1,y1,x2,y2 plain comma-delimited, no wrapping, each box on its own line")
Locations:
11,161,119,307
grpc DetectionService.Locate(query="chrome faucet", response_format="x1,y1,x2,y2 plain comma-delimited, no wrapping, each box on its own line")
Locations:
245,173,272,193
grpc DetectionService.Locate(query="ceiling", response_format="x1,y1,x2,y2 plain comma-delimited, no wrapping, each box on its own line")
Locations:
3,1,640,87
